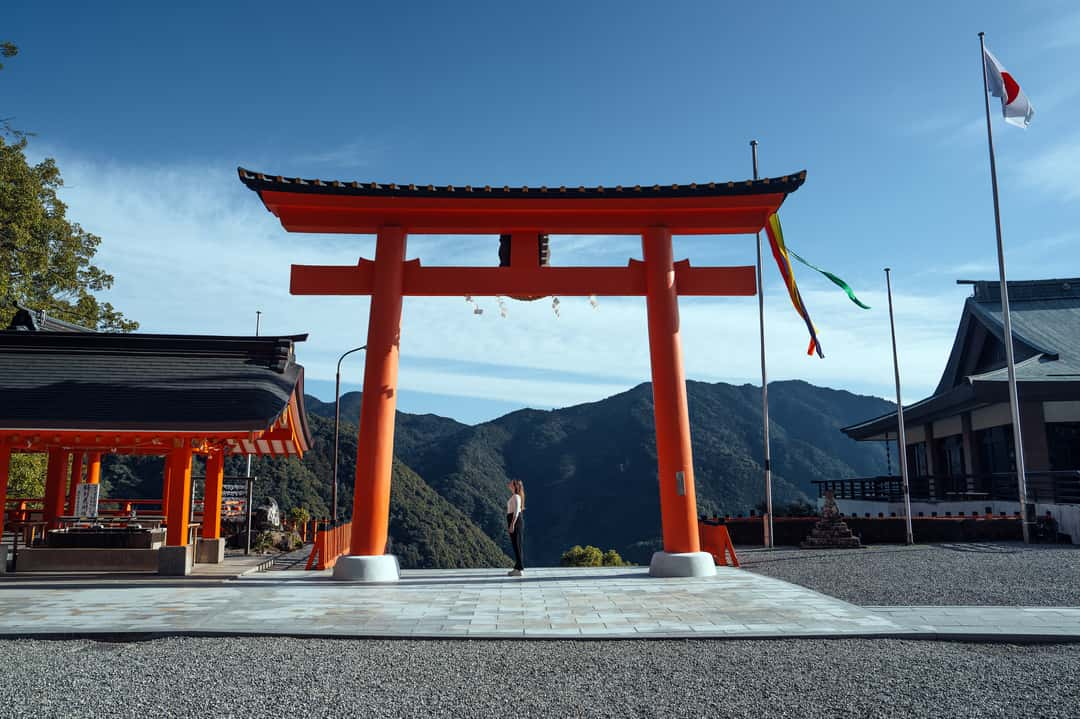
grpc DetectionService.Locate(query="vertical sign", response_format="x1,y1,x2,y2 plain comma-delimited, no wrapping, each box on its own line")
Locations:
74,483,100,518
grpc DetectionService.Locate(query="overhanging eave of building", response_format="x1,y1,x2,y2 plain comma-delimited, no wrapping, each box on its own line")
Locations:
842,384,979,441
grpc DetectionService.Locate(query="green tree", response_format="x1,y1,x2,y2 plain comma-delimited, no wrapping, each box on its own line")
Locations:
7,454,46,498
0,137,137,331
601,549,629,567
560,545,603,567
560,545,631,567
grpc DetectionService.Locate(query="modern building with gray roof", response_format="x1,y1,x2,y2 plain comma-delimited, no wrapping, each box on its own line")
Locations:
839,278,1080,510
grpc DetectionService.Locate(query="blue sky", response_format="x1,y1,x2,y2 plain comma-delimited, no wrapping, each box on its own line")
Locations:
6,1,1080,423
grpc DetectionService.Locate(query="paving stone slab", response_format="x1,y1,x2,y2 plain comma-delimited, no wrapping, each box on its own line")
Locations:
1,566,1078,641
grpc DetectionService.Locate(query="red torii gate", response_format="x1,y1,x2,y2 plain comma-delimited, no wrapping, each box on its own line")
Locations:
239,169,806,581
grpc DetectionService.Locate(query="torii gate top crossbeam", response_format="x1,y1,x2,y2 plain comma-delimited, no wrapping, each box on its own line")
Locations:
238,168,805,235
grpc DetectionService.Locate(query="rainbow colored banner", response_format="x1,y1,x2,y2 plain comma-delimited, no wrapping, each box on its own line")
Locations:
764,213,823,358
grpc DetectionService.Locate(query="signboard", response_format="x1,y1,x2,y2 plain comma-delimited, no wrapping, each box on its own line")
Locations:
74,483,100,518
221,478,253,518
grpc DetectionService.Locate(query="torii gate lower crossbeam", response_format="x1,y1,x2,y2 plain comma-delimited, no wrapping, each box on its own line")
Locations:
237,166,807,581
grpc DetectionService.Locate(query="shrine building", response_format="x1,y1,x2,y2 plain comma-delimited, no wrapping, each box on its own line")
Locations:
0,307,312,575
836,278,1080,541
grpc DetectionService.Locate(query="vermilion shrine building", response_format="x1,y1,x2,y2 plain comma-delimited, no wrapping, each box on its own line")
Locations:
239,167,806,581
0,308,312,575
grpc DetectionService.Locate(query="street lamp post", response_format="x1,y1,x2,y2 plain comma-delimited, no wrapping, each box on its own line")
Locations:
333,345,366,523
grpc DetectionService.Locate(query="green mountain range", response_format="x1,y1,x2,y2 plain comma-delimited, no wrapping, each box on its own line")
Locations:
101,380,893,568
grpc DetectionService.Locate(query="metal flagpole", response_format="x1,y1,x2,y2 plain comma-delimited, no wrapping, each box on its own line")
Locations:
885,269,914,545
751,140,774,548
978,32,1030,543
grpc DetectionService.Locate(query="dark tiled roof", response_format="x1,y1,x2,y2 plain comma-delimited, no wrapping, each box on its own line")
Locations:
237,167,807,200
962,279,1080,383
0,331,312,435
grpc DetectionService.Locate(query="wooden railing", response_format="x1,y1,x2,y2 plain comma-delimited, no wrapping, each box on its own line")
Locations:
306,521,352,570
813,470,1080,504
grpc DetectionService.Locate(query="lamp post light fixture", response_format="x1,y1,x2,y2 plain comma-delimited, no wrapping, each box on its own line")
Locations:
333,345,366,523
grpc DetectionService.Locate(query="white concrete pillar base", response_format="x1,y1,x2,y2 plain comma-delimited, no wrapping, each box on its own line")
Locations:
332,554,400,582
648,551,717,578
158,544,194,576
195,538,226,564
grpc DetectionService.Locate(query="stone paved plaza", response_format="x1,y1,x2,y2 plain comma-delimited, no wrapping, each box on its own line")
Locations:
2,564,1079,641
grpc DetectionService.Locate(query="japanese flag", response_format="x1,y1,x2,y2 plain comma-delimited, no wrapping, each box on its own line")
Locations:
983,46,1035,128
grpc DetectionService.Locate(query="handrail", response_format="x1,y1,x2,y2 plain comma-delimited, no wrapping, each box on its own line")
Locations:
305,520,352,570
812,470,1080,504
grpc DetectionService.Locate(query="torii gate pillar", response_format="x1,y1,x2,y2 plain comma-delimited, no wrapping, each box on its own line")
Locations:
642,227,711,576
334,227,407,582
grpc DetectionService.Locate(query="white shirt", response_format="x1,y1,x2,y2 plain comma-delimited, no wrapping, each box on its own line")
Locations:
507,494,522,517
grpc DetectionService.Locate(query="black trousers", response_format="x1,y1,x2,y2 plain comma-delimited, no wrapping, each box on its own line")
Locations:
507,513,524,570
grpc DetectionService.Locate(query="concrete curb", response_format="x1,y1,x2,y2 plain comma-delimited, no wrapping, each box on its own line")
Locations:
0,627,1077,644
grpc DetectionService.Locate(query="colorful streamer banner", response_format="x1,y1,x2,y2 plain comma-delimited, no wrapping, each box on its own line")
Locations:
787,249,871,310
764,213,823,358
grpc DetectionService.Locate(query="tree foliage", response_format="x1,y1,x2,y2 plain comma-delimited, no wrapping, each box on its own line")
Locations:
559,545,630,567
0,137,137,331
7,454,46,499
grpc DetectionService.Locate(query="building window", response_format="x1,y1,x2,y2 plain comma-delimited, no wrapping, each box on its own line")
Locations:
976,425,1014,474
907,442,929,476
1047,422,1080,470
939,435,966,477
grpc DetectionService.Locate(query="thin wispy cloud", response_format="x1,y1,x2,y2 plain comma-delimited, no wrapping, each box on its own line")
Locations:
45,152,969,417
1018,134,1080,201
293,139,380,169
1039,9,1080,50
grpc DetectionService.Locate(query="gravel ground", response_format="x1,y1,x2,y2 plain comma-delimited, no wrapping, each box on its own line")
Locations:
740,542,1080,606
0,637,1077,718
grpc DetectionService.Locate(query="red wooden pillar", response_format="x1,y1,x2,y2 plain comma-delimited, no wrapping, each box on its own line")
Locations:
165,446,194,546
67,452,84,515
349,226,407,556
161,454,173,520
642,226,702,554
202,450,224,539
0,445,10,537
43,449,70,529
86,452,102,485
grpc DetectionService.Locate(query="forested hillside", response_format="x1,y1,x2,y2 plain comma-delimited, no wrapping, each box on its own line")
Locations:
101,380,892,568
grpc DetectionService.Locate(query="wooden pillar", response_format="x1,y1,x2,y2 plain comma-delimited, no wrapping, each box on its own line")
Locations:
961,413,976,492
67,452,84,515
164,446,194,546
0,445,10,537
43,449,69,529
202,450,224,539
642,226,701,554
86,452,102,485
349,226,407,557
1020,401,1050,471
924,423,938,498
161,454,173,521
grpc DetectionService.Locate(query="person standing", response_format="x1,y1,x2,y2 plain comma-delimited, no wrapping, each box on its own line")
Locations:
506,479,525,576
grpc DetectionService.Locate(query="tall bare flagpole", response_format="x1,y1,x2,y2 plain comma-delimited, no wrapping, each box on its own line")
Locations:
885,269,914,545
751,140,774,548
978,31,1030,543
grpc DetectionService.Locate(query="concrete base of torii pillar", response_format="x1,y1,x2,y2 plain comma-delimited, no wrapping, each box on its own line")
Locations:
648,551,717,578
333,554,400,582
